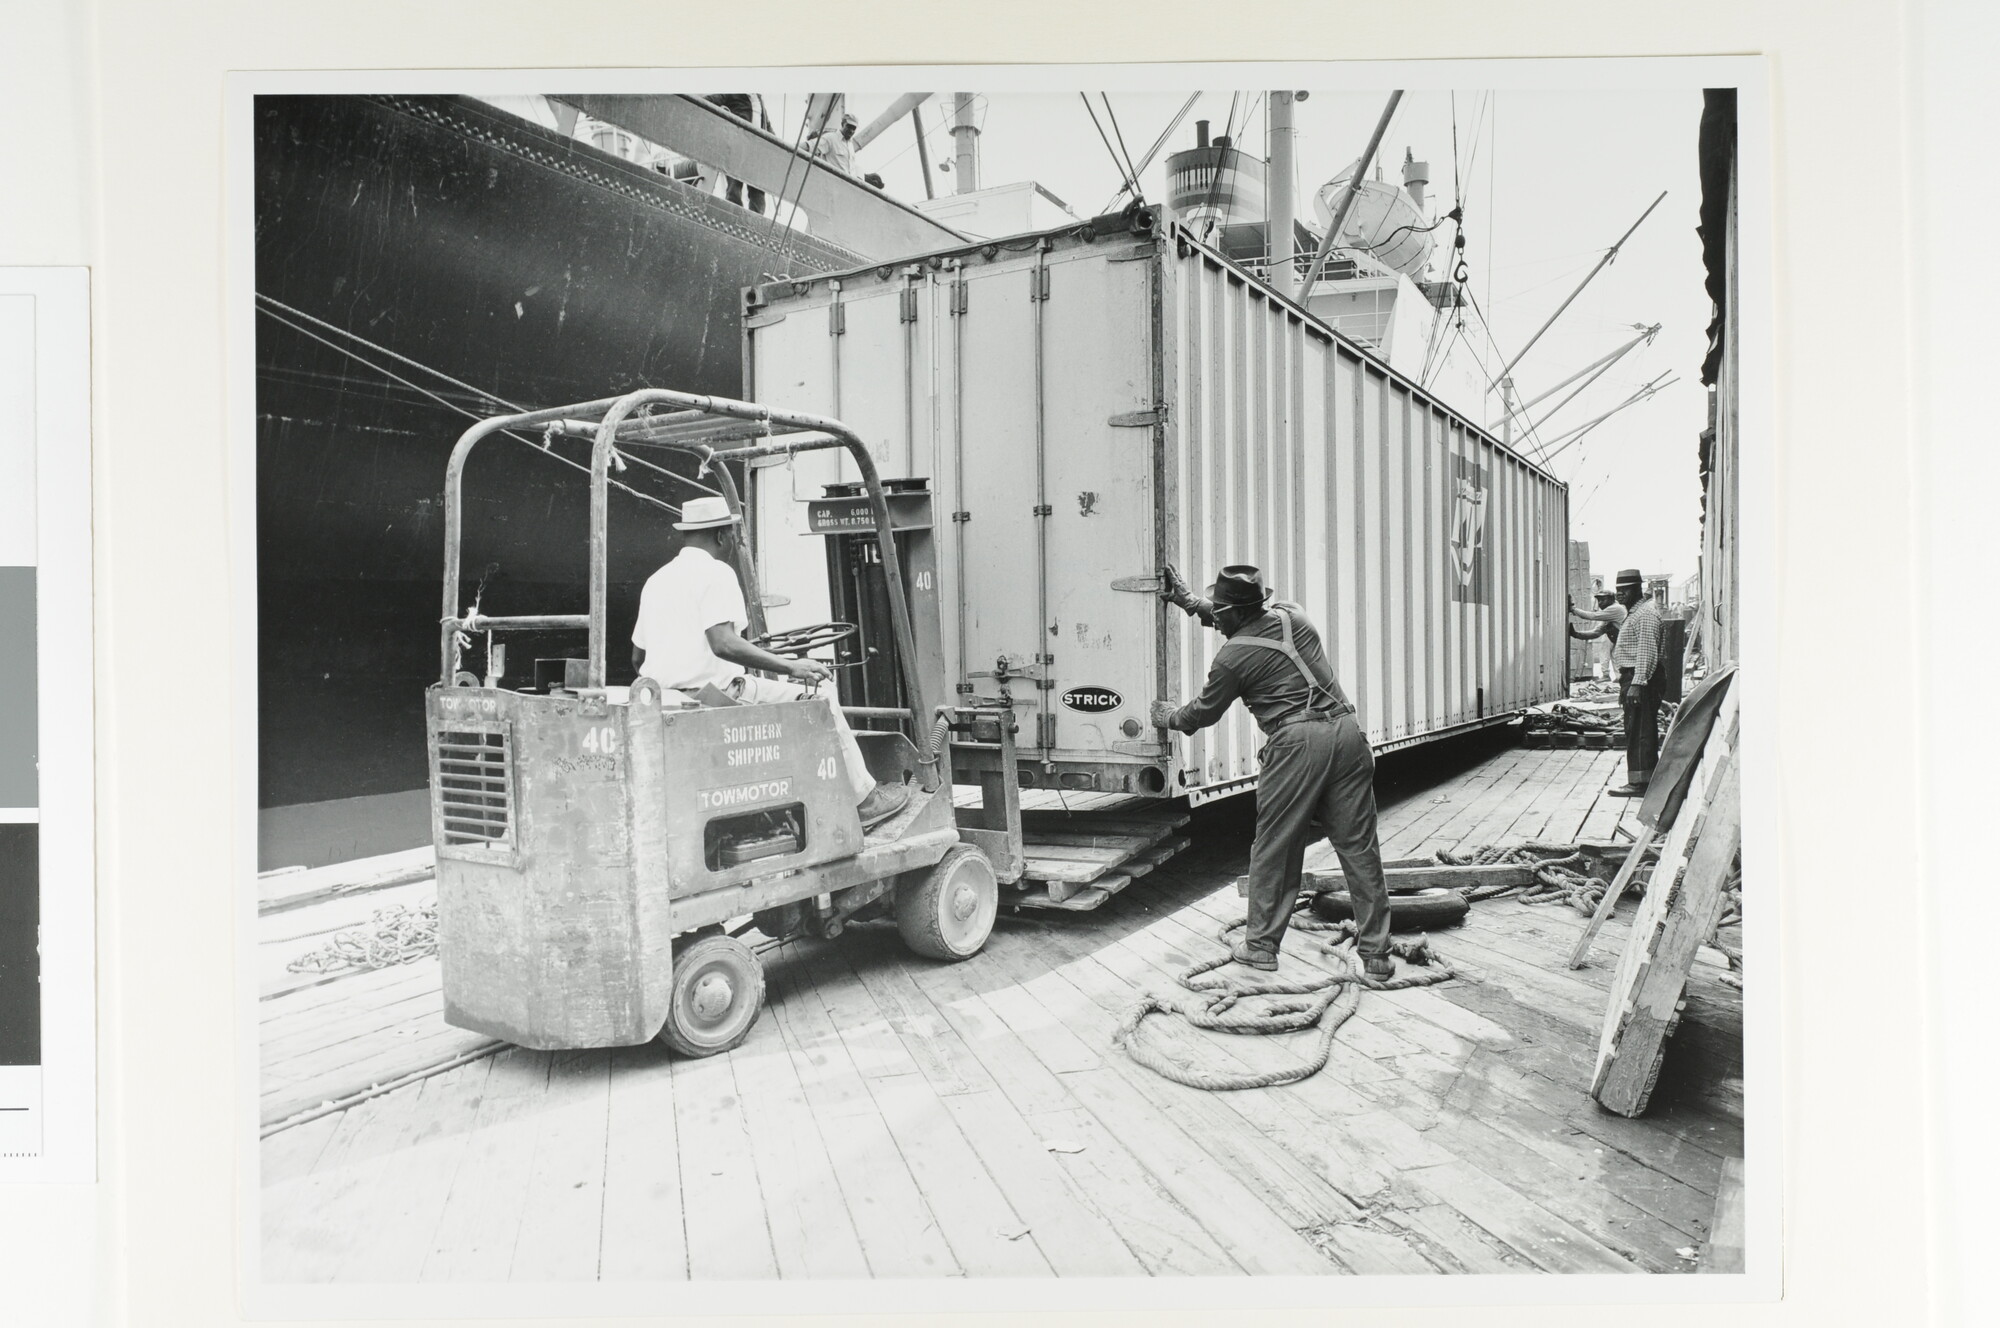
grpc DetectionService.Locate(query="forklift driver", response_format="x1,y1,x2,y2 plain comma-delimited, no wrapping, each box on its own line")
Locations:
631,495,912,831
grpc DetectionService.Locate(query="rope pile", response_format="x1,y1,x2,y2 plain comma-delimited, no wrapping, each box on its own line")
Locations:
287,901,440,975
1433,841,1633,915
1524,702,1621,734
1114,908,1454,1091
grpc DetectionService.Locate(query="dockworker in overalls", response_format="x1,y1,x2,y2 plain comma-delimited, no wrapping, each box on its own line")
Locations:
1151,564,1395,980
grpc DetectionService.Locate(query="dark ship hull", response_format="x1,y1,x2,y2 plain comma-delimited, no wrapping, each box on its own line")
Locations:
254,94,931,861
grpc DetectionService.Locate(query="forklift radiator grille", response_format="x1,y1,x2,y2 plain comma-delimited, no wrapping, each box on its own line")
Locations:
436,728,515,847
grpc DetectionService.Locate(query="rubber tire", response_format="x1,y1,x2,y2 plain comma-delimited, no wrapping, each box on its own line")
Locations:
1309,885,1470,932
895,845,999,961
658,934,765,1058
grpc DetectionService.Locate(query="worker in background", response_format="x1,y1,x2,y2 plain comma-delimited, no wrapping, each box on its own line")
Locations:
1152,564,1395,981
1569,590,1625,681
814,111,859,176
703,93,770,214
1607,567,1667,798
632,495,910,831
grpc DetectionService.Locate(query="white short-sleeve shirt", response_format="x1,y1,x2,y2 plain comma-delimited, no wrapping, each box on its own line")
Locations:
631,546,749,691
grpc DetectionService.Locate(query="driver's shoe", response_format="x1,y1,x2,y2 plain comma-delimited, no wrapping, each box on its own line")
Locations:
857,782,912,831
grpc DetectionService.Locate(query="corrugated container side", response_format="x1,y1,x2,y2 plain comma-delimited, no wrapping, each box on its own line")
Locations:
744,209,1568,804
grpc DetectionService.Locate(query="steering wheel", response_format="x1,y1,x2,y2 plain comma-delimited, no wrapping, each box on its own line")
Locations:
757,621,858,658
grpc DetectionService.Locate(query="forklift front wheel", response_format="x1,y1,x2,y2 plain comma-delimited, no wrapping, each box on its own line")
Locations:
658,934,765,1058
895,846,999,962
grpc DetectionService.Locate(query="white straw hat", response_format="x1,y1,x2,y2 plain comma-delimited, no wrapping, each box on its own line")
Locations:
674,495,742,531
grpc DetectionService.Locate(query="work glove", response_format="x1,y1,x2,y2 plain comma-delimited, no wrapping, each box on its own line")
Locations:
1158,564,1195,611
1148,699,1178,730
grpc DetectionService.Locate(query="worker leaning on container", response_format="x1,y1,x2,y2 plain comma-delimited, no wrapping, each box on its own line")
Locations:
1148,564,1395,981
1606,567,1668,799
1568,590,1627,682
631,495,911,831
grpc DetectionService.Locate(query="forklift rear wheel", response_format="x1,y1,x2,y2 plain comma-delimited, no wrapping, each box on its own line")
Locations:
895,846,999,961
658,934,765,1058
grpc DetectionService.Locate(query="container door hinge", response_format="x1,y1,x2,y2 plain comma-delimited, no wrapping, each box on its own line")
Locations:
1108,406,1165,428
950,279,969,315
828,302,846,336
1028,265,1051,302
951,510,972,523
899,287,919,323
1032,503,1053,517
1038,713,1059,747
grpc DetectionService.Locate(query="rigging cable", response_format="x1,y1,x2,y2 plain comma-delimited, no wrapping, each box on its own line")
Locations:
1080,94,1141,203
1099,95,1145,204
253,295,731,513
764,94,838,254
1100,92,1202,213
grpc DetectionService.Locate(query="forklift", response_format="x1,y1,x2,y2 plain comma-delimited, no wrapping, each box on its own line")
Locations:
427,389,1026,1057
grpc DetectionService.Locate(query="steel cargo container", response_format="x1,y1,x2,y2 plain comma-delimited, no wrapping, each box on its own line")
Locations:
742,205,1568,804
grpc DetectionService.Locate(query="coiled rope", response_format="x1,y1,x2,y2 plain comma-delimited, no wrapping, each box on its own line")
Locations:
1114,907,1455,1091
287,901,440,974
1434,841,1630,914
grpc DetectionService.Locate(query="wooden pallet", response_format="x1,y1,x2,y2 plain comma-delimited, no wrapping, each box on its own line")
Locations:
1590,688,1743,1117
1009,807,1192,910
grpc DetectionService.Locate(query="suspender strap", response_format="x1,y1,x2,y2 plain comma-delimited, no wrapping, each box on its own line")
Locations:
1221,609,1342,709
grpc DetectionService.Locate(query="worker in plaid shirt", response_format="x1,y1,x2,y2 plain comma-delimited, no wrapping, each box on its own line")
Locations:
1608,568,1667,797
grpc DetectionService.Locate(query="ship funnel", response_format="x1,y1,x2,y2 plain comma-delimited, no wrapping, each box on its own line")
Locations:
1196,119,1210,149
1403,148,1431,211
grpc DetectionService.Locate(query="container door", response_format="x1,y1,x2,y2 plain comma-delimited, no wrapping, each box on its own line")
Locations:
1038,250,1160,760
746,297,841,633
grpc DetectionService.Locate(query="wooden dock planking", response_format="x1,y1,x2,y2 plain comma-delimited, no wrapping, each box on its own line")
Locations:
861,1071,1056,1278
725,971,873,1280
933,1086,1153,1277
507,1051,614,1282
768,956,963,1278
668,1039,780,1280
328,1056,498,1282
1702,1157,1747,1274
1403,1160,1639,1274
262,1088,432,1282
261,743,1741,1283
595,1042,690,1282
417,1048,554,1283
1016,1105,1244,1276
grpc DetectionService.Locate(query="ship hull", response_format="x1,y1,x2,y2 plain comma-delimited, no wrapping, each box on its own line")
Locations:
254,95,871,853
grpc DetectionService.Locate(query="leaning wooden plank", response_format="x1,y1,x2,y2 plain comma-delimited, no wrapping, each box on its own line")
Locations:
1565,830,1661,969
1594,693,1740,1051
1701,1157,1747,1274
1593,745,1743,1117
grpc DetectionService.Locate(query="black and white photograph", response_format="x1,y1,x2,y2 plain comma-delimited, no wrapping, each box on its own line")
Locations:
240,64,1769,1309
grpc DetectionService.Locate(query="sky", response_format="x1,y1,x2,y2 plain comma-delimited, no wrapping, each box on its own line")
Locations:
758,87,1711,586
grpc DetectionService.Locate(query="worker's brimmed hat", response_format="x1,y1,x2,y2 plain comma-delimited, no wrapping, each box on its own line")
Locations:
1207,564,1274,609
674,495,742,531
1614,568,1644,589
